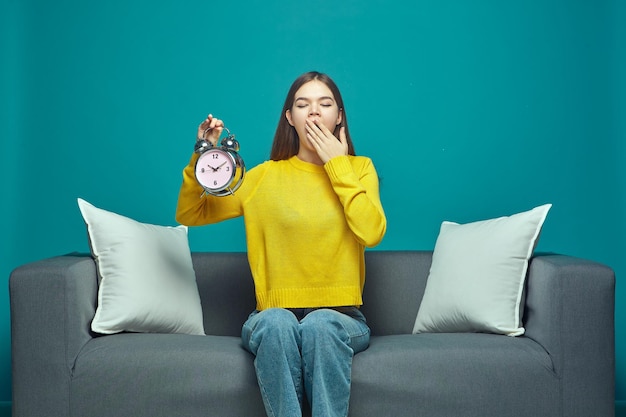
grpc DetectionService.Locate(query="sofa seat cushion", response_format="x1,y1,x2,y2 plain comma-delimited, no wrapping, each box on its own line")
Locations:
350,334,560,417
70,334,266,417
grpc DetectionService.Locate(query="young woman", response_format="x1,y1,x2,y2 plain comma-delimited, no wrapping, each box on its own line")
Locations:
176,71,386,417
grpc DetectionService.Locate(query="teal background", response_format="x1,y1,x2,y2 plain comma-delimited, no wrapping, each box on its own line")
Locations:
2,0,624,410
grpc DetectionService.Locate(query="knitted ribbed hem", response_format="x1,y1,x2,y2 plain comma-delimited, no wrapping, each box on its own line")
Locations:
256,286,363,310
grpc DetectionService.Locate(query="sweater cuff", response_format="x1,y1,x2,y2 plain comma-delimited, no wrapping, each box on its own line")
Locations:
324,155,353,180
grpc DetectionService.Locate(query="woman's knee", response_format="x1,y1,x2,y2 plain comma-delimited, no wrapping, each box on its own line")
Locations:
300,308,370,354
300,309,347,342
259,308,299,326
242,308,301,354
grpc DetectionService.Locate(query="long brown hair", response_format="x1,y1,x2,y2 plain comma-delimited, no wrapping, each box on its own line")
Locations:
270,71,355,160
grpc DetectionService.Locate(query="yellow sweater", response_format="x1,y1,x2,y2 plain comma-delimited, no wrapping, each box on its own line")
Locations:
176,154,386,310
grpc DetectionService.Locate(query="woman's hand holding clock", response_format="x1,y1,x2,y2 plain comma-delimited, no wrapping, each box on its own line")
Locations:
197,114,224,146
193,113,246,197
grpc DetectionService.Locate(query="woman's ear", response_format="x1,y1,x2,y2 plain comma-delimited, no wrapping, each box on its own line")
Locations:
336,108,343,126
286,109,294,126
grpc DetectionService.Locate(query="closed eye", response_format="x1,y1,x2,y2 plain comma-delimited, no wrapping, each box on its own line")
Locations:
296,103,332,108
295,96,336,107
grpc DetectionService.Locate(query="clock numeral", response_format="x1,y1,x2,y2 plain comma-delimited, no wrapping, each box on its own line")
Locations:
213,180,218,186
212,154,219,159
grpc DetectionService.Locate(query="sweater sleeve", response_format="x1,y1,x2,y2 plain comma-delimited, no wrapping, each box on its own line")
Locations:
175,153,243,226
324,155,387,247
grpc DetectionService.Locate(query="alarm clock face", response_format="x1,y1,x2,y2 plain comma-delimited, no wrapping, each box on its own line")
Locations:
195,149,236,192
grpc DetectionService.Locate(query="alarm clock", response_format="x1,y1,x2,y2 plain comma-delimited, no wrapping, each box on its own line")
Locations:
194,126,245,197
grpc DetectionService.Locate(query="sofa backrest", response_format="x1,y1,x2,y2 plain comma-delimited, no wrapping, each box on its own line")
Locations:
191,251,434,337
361,251,432,336
192,252,256,337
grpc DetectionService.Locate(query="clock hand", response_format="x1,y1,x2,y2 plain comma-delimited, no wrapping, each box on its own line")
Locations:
215,161,227,170
206,164,219,172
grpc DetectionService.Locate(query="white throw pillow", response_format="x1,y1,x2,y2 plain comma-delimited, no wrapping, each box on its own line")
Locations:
77,198,205,335
413,204,552,336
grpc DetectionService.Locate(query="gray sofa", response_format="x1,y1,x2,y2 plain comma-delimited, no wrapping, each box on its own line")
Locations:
10,251,615,417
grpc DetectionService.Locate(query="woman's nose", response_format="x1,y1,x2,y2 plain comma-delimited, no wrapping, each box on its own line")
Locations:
309,104,320,116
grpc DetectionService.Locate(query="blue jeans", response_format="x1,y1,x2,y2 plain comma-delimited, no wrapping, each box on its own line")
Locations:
241,307,370,417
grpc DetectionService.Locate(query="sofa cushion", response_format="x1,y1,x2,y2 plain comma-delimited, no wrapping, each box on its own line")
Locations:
350,334,559,417
412,204,551,336
70,334,265,417
77,198,205,335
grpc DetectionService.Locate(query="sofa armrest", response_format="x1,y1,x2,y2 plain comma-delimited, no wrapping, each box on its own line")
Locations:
10,254,98,417
524,254,615,417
